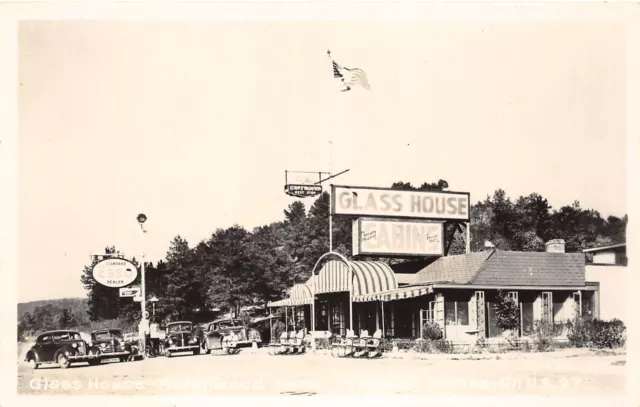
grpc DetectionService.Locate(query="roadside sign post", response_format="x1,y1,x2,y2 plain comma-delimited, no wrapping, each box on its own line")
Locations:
120,286,141,298
137,213,148,353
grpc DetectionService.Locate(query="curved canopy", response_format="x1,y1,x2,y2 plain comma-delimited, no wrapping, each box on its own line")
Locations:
316,260,398,301
363,284,434,302
267,298,291,307
290,283,313,306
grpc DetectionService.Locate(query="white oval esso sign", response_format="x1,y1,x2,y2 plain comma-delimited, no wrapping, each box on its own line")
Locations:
92,258,138,288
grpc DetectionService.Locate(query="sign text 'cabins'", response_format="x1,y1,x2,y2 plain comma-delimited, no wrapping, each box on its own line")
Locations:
352,218,444,257
332,186,470,221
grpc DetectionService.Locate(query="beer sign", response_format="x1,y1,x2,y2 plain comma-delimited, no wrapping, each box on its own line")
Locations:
285,184,322,198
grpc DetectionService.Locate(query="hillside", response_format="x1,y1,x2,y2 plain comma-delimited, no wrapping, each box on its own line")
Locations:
17,297,88,320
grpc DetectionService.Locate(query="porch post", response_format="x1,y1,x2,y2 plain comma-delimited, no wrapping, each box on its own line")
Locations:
349,291,354,332
285,306,288,332
381,301,385,338
349,266,354,331
269,307,273,341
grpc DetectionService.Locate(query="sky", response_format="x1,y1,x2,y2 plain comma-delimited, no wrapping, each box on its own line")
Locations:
18,20,628,303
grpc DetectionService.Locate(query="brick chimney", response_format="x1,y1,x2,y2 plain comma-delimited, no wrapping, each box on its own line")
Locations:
545,239,565,253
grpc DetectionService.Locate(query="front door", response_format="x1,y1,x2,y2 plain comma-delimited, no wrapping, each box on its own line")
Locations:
37,335,57,362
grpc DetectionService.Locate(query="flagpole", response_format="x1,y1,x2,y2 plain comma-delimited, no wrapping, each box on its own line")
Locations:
328,140,333,252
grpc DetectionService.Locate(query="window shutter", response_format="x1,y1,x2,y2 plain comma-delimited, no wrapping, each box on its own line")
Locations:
572,291,582,317
435,294,445,337
541,292,553,323
475,291,485,338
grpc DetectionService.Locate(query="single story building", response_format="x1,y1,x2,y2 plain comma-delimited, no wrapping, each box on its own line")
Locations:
268,240,599,342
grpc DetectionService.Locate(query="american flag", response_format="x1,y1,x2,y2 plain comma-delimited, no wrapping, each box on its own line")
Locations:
329,50,371,92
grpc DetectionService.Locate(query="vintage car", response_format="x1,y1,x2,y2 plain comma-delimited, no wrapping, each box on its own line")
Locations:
24,330,101,369
163,321,201,357
202,318,261,354
88,329,137,363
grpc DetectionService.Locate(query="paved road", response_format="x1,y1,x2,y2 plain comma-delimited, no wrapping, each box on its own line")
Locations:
18,349,626,397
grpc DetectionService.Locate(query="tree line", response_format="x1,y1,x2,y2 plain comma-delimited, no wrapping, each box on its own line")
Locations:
18,180,627,337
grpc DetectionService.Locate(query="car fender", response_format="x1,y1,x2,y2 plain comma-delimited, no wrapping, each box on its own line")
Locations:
25,349,40,363
205,332,223,349
54,346,77,360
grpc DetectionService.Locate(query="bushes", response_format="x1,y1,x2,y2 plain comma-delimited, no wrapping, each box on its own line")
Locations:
380,338,456,354
531,321,554,352
431,339,455,353
422,321,443,340
494,290,520,333
315,338,331,349
567,317,626,349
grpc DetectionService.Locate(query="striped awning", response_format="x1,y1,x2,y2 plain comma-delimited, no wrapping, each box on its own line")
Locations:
316,260,398,301
374,285,434,302
290,283,313,306
267,298,292,307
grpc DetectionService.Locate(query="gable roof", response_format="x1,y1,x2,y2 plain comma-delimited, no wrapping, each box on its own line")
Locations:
396,273,418,285
473,251,585,286
415,250,585,287
582,243,626,253
415,251,493,284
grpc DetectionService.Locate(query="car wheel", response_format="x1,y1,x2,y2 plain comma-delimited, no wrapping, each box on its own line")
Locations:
28,358,39,369
88,359,101,366
193,348,201,356
57,353,70,369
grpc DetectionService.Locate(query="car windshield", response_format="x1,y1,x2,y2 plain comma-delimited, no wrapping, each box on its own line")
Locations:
216,320,244,329
168,323,192,332
52,332,81,341
94,331,123,340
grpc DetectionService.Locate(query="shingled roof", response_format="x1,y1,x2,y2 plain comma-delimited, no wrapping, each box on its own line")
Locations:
473,250,585,286
415,251,493,284
415,250,585,287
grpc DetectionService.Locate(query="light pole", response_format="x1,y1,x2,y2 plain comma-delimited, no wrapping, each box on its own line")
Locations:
137,213,147,322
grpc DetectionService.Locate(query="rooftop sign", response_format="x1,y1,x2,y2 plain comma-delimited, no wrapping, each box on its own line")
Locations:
353,218,444,257
332,185,470,222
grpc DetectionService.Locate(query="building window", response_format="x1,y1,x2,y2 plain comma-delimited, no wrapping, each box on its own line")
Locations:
330,301,345,336
384,303,395,337
445,301,469,325
295,307,305,330
541,292,553,324
316,301,329,331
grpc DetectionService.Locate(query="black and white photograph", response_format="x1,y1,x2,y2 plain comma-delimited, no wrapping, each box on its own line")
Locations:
1,2,639,406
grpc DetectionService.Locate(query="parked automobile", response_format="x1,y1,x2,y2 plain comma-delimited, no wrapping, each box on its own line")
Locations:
202,318,261,354
24,330,100,369
88,329,137,363
163,321,201,357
